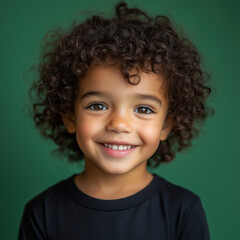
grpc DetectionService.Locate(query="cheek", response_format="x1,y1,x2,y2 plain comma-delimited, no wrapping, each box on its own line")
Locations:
140,122,162,146
75,116,103,144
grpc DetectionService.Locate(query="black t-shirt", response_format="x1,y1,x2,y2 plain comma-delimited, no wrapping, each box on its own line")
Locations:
18,174,210,240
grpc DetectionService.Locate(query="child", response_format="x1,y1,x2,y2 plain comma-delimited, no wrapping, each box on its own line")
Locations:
19,2,211,239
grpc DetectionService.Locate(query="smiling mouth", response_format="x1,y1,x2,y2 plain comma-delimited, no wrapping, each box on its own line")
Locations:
103,143,134,151
98,142,138,158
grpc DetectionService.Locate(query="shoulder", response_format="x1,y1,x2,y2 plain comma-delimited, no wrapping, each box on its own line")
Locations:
153,175,210,239
155,174,200,200
24,175,74,212
19,176,75,238
154,174,201,214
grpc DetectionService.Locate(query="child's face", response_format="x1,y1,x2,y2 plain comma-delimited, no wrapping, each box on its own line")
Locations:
62,65,172,175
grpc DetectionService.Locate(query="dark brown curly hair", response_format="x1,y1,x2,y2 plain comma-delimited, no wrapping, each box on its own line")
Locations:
30,1,212,167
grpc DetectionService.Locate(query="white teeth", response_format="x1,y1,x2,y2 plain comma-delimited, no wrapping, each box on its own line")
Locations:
103,143,132,150
118,145,124,150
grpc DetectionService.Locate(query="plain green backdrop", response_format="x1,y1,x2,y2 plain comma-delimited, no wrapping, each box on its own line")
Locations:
1,0,240,239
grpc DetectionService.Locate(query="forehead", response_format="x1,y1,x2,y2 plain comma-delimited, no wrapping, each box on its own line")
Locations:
78,65,168,102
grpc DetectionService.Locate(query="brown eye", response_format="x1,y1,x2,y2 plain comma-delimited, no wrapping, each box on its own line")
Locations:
134,106,153,114
88,104,107,111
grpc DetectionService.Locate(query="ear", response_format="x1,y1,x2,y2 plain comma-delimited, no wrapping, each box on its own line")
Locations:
160,116,174,141
61,112,76,134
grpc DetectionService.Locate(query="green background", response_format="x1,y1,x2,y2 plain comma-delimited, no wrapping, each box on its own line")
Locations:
1,0,240,239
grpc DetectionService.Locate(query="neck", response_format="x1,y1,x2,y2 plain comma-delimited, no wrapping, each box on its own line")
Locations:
74,160,153,199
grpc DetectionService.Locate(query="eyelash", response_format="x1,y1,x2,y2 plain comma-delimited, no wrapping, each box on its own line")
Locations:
134,106,155,114
86,103,155,114
86,103,107,111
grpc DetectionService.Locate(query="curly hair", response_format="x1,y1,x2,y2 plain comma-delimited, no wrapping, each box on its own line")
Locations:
30,1,212,167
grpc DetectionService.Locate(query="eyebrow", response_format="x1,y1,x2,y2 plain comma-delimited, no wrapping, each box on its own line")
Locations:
80,91,107,100
135,94,162,106
80,91,162,106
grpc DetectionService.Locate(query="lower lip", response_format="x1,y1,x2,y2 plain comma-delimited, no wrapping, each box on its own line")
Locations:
98,144,137,158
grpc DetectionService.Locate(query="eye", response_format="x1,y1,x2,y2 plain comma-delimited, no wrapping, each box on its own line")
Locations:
134,106,154,114
87,103,107,111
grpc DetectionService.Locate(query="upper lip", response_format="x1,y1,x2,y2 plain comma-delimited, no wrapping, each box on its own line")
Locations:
98,141,137,146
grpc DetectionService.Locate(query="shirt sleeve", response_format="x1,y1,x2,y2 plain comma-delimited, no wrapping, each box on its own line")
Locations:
18,203,47,240
179,199,210,240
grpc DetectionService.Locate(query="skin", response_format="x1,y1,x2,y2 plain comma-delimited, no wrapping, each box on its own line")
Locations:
62,64,173,199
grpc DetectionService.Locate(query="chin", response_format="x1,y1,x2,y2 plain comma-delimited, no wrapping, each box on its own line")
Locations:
100,163,134,175
102,160,146,176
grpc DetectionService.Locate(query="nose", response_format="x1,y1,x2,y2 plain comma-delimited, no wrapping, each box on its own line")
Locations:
105,110,133,133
